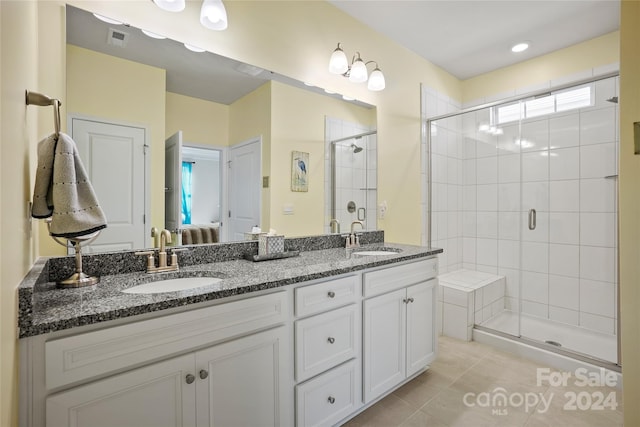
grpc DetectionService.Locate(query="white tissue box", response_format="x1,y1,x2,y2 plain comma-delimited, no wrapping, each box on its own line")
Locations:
259,234,285,255
244,232,266,241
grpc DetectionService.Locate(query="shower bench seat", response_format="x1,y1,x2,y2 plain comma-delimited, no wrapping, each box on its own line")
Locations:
438,269,505,341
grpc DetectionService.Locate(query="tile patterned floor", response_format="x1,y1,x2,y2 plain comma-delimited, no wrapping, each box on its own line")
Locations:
343,336,623,427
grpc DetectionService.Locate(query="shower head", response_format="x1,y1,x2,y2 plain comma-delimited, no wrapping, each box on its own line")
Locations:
350,143,363,153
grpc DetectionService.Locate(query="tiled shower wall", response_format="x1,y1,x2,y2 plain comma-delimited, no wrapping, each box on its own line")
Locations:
423,69,619,335
421,87,462,273
325,117,377,233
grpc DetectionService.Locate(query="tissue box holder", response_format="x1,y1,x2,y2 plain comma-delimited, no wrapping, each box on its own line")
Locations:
259,234,285,256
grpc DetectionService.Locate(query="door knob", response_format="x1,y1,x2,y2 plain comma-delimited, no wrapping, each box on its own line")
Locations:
185,374,195,384
199,369,209,380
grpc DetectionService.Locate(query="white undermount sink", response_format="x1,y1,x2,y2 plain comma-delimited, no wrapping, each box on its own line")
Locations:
352,249,402,256
122,277,222,294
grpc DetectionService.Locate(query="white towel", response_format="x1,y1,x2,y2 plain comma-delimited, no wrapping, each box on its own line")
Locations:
32,132,107,238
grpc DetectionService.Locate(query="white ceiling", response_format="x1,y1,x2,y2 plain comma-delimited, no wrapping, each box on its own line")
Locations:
330,0,620,80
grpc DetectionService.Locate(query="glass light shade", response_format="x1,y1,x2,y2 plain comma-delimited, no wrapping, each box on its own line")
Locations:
141,29,166,39
200,0,228,30
349,58,368,83
92,13,122,25
367,68,385,91
184,43,205,52
152,0,186,12
329,47,348,75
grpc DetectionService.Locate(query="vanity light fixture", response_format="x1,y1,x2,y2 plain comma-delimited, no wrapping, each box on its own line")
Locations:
152,0,186,12
200,0,228,30
328,43,386,91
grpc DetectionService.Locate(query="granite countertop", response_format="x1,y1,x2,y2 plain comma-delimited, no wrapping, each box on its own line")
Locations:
18,242,442,338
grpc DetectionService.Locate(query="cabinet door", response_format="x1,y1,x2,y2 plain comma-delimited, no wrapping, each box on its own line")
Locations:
46,353,196,427
195,326,290,427
363,288,406,403
406,280,437,377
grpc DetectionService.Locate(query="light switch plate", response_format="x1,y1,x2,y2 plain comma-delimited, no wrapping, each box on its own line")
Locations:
283,204,294,215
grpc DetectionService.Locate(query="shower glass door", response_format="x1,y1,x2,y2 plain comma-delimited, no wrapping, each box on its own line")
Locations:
515,76,619,364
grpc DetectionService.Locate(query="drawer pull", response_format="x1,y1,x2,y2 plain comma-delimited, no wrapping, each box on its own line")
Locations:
199,369,209,380
328,396,336,404
327,291,336,298
185,374,195,384
327,337,336,344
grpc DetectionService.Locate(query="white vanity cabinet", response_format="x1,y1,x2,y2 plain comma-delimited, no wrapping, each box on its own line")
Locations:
46,326,287,427
36,292,290,427
362,259,438,403
293,275,362,427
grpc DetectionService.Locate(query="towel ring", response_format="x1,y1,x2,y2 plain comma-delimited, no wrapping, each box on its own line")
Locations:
25,90,61,138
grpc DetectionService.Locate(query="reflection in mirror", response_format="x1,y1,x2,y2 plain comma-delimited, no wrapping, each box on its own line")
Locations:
64,5,376,254
325,119,377,234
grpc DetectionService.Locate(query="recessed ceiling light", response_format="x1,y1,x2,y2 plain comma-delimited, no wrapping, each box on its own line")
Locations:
141,29,166,39
511,42,529,53
93,13,122,25
184,43,205,53
324,89,336,94
342,95,355,101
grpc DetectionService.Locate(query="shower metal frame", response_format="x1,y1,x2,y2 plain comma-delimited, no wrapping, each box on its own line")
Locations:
330,130,377,225
423,71,621,368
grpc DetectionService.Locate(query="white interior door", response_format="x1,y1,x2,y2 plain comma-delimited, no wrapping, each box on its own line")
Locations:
228,137,261,240
71,117,146,253
165,131,183,233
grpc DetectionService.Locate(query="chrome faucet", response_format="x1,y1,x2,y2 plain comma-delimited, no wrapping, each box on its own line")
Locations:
346,221,364,249
136,228,184,273
350,221,364,233
329,219,340,233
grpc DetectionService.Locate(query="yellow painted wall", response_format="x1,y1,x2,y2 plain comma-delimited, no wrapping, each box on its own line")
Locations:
270,80,375,236
165,92,229,147
462,31,619,103
0,2,40,425
65,45,166,247
619,1,640,424
228,82,272,230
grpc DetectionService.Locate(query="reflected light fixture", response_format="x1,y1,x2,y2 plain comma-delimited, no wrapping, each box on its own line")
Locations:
184,43,205,53
200,0,228,30
141,29,166,39
328,43,386,91
152,0,186,12
93,13,122,25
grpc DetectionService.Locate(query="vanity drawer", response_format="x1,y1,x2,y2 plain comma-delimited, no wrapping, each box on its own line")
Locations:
45,291,287,390
295,304,358,382
296,360,359,427
295,275,358,317
363,258,437,297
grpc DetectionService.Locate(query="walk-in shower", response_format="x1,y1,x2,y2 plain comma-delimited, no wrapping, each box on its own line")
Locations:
426,74,620,368
327,129,377,233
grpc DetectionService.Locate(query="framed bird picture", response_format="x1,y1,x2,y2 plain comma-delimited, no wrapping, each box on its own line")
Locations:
291,151,309,192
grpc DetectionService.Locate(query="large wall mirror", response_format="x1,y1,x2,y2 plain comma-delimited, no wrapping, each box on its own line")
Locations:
65,5,377,253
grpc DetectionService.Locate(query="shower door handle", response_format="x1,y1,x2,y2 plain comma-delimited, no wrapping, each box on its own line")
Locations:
528,209,536,230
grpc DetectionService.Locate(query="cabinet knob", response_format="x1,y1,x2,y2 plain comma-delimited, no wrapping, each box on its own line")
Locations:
328,396,336,404
403,298,408,304
408,297,415,303
327,291,336,298
327,337,335,344
199,369,209,380
185,374,195,384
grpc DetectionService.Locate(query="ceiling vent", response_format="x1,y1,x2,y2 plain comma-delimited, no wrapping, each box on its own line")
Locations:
107,28,129,48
